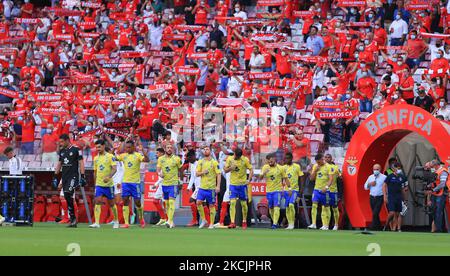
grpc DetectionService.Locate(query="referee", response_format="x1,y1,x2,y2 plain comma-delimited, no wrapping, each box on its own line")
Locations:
53,134,86,228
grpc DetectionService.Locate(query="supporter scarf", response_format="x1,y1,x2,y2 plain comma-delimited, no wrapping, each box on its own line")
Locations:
293,11,315,18
62,78,98,85
264,42,294,49
110,12,129,21
291,55,328,63
136,85,175,96
0,48,18,55
7,110,26,118
14,18,41,24
405,0,431,10
173,25,206,32
315,110,359,119
75,98,97,106
93,54,108,60
248,72,277,80
187,52,208,59
81,2,102,8
0,88,18,99
50,8,85,16
47,101,64,108
257,0,284,6
97,96,131,106
175,66,200,75
346,22,371,27
214,16,243,22
151,51,176,57
336,0,367,7
105,121,133,129
54,34,74,41
160,102,181,109
163,34,188,41
216,98,245,107
37,107,69,116
79,22,96,30
420,32,450,39
313,101,345,109
378,46,406,51
251,33,286,42
231,20,272,27
120,51,150,58
0,37,30,45
35,41,59,47
78,32,101,38
34,93,63,102
263,87,294,97
103,128,129,138
180,95,207,101
78,128,102,140
273,78,309,88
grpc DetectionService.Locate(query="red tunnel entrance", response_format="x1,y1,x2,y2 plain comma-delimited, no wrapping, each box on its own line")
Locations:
343,105,450,228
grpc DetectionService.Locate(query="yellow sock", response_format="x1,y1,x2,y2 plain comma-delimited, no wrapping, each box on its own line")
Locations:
198,204,206,220
94,204,101,224
269,208,274,221
0,214,3,220
230,199,237,224
311,203,318,225
273,207,280,225
137,207,144,221
322,206,331,227
168,199,176,224
111,205,118,221
209,206,216,224
123,206,130,225
241,201,248,222
288,204,296,225
332,207,340,226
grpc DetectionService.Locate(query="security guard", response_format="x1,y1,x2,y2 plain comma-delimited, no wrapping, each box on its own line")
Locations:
428,160,449,233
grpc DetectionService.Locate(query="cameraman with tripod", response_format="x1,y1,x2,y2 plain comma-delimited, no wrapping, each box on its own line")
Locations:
426,160,449,233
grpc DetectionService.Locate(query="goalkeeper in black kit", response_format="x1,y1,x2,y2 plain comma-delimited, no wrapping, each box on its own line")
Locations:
53,134,86,228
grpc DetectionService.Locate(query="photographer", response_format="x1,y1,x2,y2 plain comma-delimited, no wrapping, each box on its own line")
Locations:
425,160,449,233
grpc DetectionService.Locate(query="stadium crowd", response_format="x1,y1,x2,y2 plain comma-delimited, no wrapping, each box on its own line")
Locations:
0,0,449,229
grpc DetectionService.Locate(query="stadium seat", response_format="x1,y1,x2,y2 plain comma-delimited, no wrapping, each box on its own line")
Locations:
77,196,94,223
33,195,47,222
310,141,321,156
44,195,61,222
310,134,325,142
303,126,316,134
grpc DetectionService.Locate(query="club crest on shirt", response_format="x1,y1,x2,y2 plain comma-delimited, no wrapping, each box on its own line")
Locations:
346,156,358,176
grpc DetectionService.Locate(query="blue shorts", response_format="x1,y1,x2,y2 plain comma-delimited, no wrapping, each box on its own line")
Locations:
284,191,299,206
122,183,141,200
197,188,216,205
388,196,402,213
95,186,115,200
230,185,248,201
162,185,178,200
327,191,338,208
312,190,329,206
266,192,282,209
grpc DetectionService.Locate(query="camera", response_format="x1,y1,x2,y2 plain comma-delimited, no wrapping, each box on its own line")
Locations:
412,166,437,184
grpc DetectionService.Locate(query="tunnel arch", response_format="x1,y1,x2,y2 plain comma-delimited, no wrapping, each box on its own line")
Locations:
343,105,450,228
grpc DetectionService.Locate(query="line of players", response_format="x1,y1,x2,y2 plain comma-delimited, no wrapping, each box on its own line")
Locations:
88,136,341,230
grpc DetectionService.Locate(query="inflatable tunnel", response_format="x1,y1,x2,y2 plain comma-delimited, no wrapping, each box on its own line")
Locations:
343,105,450,228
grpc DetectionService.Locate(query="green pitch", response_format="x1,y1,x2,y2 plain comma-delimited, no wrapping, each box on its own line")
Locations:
0,223,449,256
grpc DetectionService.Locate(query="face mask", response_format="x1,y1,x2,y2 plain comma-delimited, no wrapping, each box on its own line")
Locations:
235,8,240,12
396,169,402,174
87,43,92,48
375,25,380,29
350,8,356,14
26,62,32,67
151,102,157,108
361,72,368,78
146,5,151,10
440,102,445,107
118,112,124,118
2,82,8,86
85,125,92,131
106,109,111,114
281,52,286,56
373,170,380,176
331,81,337,86
393,94,399,100
46,129,52,134
359,46,364,51
364,40,370,45
411,35,416,40
354,53,359,59
88,117,94,123
360,63,366,68
336,22,341,28
161,24,166,28
346,94,351,99
277,101,282,106
123,24,128,28
111,72,117,77
19,94,24,99
368,14,374,19
437,54,443,59
395,15,401,21
431,168,436,173
18,116,23,121
139,43,144,48
327,15,332,20
397,61,403,66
